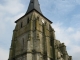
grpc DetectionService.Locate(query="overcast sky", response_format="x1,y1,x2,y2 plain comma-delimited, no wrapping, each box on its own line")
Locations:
0,0,80,60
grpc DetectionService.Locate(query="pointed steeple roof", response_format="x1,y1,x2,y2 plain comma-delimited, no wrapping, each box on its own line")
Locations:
15,0,52,23
26,0,42,14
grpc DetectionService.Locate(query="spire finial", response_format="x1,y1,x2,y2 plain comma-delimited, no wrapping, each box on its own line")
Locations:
26,0,42,14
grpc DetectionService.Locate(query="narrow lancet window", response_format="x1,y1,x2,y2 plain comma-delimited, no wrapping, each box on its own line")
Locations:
21,22,23,28
27,18,29,24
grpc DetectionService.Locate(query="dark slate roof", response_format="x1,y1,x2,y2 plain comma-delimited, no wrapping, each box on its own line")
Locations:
26,0,42,14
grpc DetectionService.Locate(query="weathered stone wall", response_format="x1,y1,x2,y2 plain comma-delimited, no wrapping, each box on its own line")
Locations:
8,10,72,60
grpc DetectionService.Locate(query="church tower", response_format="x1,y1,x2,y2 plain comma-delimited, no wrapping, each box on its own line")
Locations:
8,0,72,60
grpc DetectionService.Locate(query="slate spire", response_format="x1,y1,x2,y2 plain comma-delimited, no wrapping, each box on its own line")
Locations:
26,0,42,14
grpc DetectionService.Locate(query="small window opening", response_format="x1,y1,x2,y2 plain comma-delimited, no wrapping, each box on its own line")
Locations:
27,18,29,24
61,55,63,57
37,16,39,20
21,22,23,28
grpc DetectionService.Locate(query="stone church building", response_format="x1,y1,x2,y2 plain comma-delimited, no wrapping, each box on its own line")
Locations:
8,0,72,60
